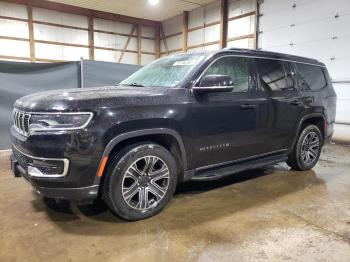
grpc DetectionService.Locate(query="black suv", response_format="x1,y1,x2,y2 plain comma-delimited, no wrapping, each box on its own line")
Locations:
10,48,336,220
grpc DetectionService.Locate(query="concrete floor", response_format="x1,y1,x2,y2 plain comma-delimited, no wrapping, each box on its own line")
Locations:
1,144,350,262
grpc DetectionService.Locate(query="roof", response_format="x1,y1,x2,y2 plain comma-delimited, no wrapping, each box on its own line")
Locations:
220,48,324,66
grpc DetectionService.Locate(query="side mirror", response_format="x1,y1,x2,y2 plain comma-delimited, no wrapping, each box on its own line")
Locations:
193,74,234,93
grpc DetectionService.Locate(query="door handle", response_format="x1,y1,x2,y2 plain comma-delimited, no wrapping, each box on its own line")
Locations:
241,104,257,110
305,97,313,103
290,100,302,106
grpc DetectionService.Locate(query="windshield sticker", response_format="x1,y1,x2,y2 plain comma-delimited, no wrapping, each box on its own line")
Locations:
172,60,197,66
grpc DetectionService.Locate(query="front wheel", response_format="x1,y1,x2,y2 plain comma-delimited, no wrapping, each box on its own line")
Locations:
103,143,178,221
287,124,323,171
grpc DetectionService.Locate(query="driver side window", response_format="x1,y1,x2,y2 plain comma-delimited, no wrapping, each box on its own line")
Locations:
202,56,249,92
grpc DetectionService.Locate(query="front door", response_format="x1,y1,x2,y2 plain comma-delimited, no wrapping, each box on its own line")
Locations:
188,55,272,168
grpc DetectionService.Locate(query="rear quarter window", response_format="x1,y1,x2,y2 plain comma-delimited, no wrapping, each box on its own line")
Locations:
294,63,327,91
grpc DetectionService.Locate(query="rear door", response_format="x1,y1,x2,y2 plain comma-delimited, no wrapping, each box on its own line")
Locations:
256,58,304,152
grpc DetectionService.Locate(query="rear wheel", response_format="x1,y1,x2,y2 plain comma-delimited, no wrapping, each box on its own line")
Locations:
287,124,323,171
103,143,177,221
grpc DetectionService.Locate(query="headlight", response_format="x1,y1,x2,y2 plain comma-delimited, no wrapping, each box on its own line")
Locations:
29,112,93,133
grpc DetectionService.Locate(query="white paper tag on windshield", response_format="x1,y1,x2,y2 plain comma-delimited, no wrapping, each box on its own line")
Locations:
173,60,197,66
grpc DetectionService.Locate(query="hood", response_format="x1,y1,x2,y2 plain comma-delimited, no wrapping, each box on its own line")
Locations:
14,85,169,112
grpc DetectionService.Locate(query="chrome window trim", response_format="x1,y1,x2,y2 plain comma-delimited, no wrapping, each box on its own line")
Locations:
192,54,325,89
13,145,69,178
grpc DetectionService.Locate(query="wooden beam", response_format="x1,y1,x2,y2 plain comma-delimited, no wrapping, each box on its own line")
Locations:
33,20,88,31
227,33,255,42
160,24,169,55
220,0,228,49
118,25,137,63
187,40,220,50
0,55,30,61
188,21,221,32
182,11,188,52
160,48,183,55
254,0,259,49
137,23,141,65
4,0,158,27
228,11,256,22
94,29,154,40
160,31,182,40
0,15,28,22
26,4,35,62
95,46,137,53
155,24,161,59
35,40,89,48
88,16,94,60
0,35,29,42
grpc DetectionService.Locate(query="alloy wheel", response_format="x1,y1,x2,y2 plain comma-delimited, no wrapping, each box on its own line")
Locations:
121,156,170,211
301,131,320,165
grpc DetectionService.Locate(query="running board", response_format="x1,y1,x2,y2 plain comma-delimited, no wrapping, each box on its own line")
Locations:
191,153,288,181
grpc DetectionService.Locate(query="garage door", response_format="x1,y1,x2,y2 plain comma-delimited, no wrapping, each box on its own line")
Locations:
258,0,350,131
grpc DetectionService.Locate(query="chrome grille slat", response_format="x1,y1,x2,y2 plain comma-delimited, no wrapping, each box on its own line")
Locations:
13,110,31,136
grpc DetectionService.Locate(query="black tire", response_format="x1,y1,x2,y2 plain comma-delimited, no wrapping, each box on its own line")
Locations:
103,143,178,221
287,124,323,171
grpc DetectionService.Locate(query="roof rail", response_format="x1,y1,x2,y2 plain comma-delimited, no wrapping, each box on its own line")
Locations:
222,47,251,52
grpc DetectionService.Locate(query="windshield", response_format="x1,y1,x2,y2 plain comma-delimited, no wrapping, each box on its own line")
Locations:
120,53,206,88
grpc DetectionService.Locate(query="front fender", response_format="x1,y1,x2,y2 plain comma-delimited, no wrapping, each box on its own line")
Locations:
93,127,188,186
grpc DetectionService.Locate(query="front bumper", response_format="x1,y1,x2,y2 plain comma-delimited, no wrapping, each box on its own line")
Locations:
11,153,98,203
10,125,102,203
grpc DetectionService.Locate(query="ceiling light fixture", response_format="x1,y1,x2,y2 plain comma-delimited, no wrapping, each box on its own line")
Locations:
148,0,160,5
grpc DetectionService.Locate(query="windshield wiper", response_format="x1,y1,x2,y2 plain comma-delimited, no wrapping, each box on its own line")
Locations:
122,82,145,87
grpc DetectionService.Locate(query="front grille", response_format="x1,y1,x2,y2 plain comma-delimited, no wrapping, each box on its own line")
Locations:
13,110,31,136
13,146,66,176
13,146,33,168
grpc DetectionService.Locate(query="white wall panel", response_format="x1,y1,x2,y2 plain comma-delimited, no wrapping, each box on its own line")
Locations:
187,47,204,52
0,2,28,19
227,38,254,48
32,8,88,28
120,52,137,64
141,26,155,38
93,18,135,35
0,39,30,57
228,0,255,17
35,43,89,60
188,29,204,46
94,49,120,63
162,14,182,36
205,24,220,42
161,0,255,52
128,38,138,51
0,19,29,38
34,24,88,45
205,1,221,24
141,54,155,65
141,39,155,53
334,83,350,124
94,32,126,49
228,16,255,38
166,35,182,51
205,43,220,51
160,40,165,53
188,7,204,29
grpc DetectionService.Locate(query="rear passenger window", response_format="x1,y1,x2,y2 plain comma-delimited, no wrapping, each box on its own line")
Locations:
294,63,327,90
257,59,295,92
